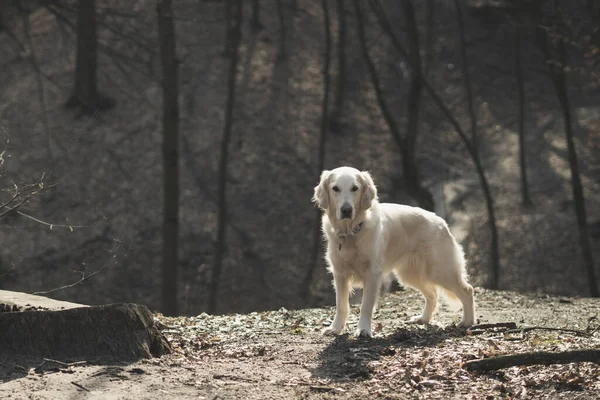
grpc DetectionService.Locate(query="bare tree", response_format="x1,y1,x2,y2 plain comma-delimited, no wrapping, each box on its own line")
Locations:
302,0,332,303
424,0,435,77
221,0,232,56
354,0,434,211
15,1,55,162
453,0,478,154
368,0,500,289
209,0,243,314
276,0,287,61
536,6,598,297
403,0,434,211
514,24,532,206
158,0,180,316
250,0,263,32
328,0,346,133
67,0,113,112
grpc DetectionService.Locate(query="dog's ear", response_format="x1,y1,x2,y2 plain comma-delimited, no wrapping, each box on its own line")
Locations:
312,170,331,210
359,171,377,210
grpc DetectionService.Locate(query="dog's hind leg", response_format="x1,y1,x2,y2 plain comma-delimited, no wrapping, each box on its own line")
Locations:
408,284,438,325
441,279,475,328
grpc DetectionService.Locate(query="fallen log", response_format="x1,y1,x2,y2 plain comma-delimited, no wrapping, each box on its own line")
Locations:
0,303,171,360
464,349,600,372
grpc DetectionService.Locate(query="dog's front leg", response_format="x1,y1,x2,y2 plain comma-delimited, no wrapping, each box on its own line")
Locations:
322,272,350,335
356,268,382,338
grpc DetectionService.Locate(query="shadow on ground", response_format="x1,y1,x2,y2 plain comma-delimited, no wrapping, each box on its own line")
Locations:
312,326,465,382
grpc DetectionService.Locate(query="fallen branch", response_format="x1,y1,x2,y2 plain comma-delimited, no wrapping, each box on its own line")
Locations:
505,326,592,337
43,358,87,368
464,350,600,372
310,385,336,393
71,382,91,392
469,322,518,331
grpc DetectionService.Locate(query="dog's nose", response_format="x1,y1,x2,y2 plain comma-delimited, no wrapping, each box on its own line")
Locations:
340,204,353,219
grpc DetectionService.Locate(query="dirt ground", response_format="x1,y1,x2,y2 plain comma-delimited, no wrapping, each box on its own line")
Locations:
1,288,600,399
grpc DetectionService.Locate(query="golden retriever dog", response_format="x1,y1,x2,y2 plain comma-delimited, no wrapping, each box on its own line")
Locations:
313,166,475,338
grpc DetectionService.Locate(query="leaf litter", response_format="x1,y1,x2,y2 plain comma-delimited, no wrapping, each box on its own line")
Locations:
149,289,600,399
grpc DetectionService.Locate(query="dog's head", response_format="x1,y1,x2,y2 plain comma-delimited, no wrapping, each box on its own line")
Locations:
312,167,377,220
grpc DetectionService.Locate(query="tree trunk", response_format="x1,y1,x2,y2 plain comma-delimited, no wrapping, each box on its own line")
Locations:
68,0,113,112
209,0,243,314
158,0,180,316
453,0,478,154
16,2,54,163
355,0,433,211
328,0,346,133
276,0,287,61
424,0,435,78
514,26,532,207
221,0,232,56
403,0,434,212
537,16,598,297
368,0,500,289
302,0,332,303
250,0,263,32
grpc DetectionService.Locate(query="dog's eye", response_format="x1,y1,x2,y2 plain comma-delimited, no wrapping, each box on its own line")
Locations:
332,186,340,192
351,185,359,192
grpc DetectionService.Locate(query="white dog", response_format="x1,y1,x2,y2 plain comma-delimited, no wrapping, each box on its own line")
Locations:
313,166,475,338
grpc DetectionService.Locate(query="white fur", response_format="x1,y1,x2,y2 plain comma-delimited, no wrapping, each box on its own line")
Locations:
313,166,475,338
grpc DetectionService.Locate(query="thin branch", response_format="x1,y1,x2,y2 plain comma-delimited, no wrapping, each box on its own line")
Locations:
31,240,120,295
31,265,107,295
505,326,595,337
0,173,48,217
13,210,92,231
71,382,91,392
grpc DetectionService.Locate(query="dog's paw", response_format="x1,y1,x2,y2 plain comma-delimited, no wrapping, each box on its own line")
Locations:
409,315,431,325
354,328,372,338
456,319,474,329
322,325,344,336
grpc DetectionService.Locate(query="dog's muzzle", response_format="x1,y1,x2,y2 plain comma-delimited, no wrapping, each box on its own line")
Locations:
340,203,353,219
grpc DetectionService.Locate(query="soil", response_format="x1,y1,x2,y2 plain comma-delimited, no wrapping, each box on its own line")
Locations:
1,289,599,399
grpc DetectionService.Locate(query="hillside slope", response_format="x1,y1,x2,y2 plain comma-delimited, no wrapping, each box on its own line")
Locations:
0,0,599,314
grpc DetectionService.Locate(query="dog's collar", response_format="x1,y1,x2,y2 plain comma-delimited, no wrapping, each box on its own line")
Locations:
337,222,364,250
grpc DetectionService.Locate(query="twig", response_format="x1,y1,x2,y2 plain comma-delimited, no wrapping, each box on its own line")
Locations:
13,210,92,231
505,326,592,337
466,322,518,336
71,381,91,392
310,386,335,392
43,358,87,367
464,349,600,372
32,264,108,295
469,322,518,331
213,374,256,382
0,173,48,217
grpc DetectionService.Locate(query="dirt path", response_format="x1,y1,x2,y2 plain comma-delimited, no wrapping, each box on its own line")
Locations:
2,289,600,399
